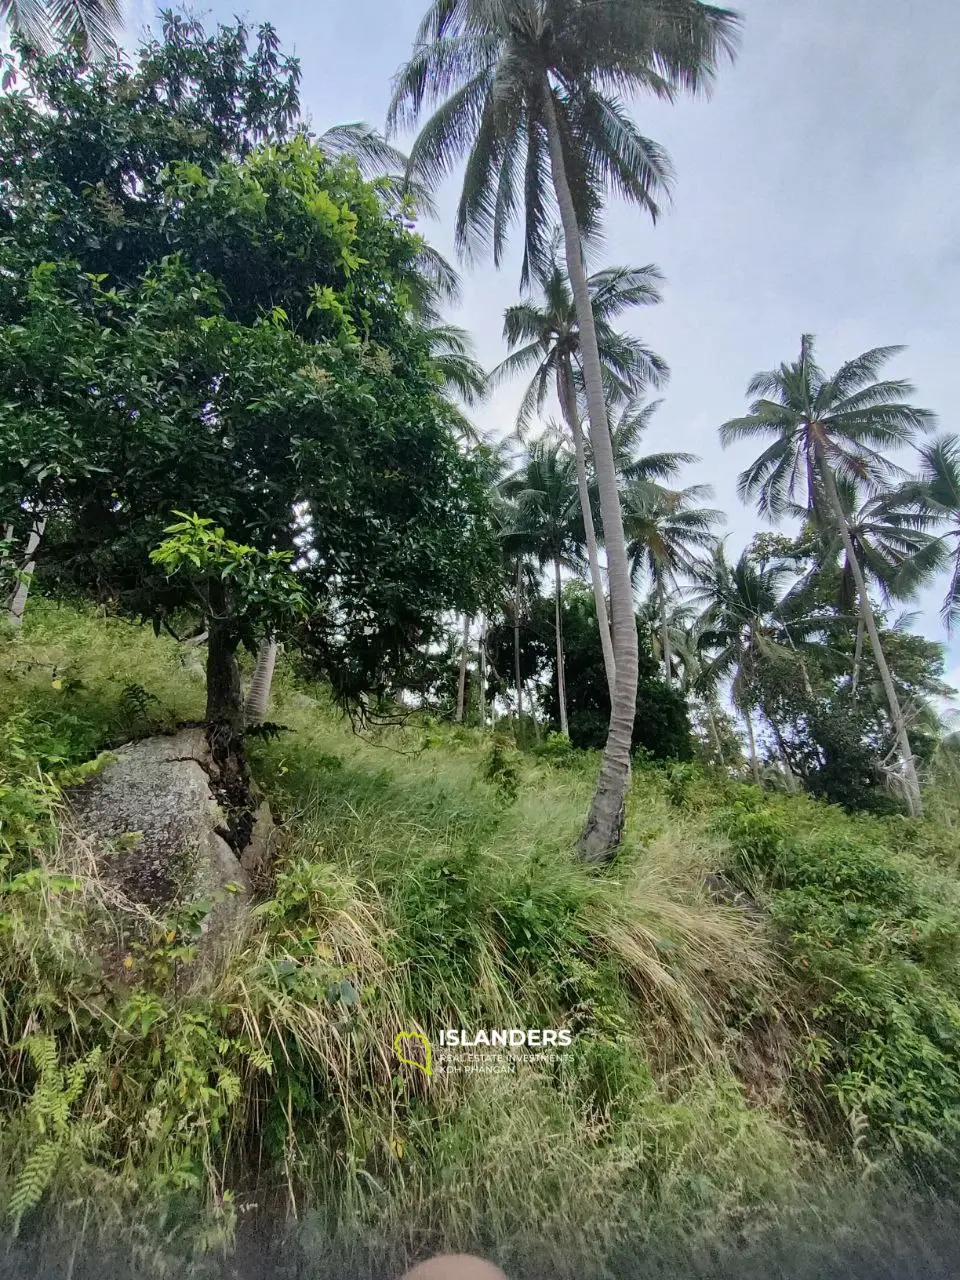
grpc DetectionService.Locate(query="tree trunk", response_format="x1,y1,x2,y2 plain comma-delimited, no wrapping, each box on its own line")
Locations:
559,355,616,700
744,708,761,786
478,616,487,731
768,716,799,793
513,561,524,725
656,577,672,684
245,639,279,724
851,616,865,694
206,621,244,734
455,614,470,724
554,556,569,737
6,518,45,629
543,88,637,860
820,460,923,817
705,700,724,764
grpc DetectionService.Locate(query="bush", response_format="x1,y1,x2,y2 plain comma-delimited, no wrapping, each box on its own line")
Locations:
479,735,522,802
720,796,960,1163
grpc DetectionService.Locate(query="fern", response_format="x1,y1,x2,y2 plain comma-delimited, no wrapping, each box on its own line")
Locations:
9,1139,59,1233
7,1039,104,1232
117,681,160,730
243,720,291,741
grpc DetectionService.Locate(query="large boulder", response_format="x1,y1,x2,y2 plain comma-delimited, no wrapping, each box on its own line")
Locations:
66,728,273,971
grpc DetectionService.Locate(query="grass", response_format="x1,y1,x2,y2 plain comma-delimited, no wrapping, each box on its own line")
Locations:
1,601,959,1275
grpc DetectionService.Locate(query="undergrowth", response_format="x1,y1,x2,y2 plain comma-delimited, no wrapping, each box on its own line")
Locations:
0,604,958,1275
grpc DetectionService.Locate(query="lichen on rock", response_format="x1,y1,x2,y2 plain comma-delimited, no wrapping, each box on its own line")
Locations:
66,727,274,971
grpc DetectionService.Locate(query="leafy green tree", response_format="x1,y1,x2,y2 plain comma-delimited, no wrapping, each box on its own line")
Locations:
0,14,302,292
752,613,950,813
493,239,667,698
0,155,495,732
389,0,739,858
720,335,936,815
543,584,691,759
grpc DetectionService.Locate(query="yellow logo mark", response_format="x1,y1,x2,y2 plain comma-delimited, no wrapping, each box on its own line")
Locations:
394,1030,432,1078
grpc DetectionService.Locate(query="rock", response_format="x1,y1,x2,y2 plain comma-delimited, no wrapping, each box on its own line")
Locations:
66,728,269,973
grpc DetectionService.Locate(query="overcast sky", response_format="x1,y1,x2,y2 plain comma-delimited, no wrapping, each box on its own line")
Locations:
130,0,960,692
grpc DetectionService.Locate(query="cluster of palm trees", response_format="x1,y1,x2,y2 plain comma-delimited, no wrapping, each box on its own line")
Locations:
8,0,958,843
473,326,958,822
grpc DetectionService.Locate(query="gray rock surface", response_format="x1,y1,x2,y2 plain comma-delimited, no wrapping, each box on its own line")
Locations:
66,728,261,966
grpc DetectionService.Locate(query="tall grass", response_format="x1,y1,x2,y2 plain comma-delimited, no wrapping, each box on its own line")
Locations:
4,605,959,1275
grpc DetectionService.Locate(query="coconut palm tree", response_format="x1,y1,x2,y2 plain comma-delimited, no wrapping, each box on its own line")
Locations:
424,322,489,409
896,434,960,633
389,0,740,858
624,480,723,683
719,336,936,816
502,439,585,736
791,476,938,693
319,122,464,325
2,0,121,57
495,501,541,726
658,599,727,761
492,242,667,698
689,544,798,785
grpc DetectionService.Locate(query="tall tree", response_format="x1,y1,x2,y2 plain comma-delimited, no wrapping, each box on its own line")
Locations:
624,478,723,682
0,143,496,733
897,434,960,633
689,544,799,786
792,476,937,694
502,440,584,736
493,243,667,699
389,0,740,858
720,336,936,816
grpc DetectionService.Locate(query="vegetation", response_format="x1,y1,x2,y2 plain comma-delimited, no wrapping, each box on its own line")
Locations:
0,603,959,1274
389,0,741,859
0,4,958,1275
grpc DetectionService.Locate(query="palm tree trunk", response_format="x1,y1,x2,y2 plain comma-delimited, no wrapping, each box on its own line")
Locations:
543,88,637,860
559,356,616,699
851,616,865,694
767,716,798,793
528,681,542,742
245,639,279,724
478,616,487,731
705,700,724,764
819,461,923,817
6,517,45,628
513,561,524,725
744,708,761,786
554,556,569,737
455,614,470,723
656,577,672,684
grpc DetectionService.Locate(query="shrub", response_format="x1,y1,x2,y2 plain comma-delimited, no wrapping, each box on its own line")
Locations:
479,736,522,802
720,797,960,1164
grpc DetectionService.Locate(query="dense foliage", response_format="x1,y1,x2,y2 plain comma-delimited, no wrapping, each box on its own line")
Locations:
541,586,693,758
0,23,496,722
0,3,959,1271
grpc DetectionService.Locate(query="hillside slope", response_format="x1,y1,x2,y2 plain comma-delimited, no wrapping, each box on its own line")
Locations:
1,602,959,1276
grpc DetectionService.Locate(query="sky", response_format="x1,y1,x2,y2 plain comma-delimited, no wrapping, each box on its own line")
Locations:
126,0,960,695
